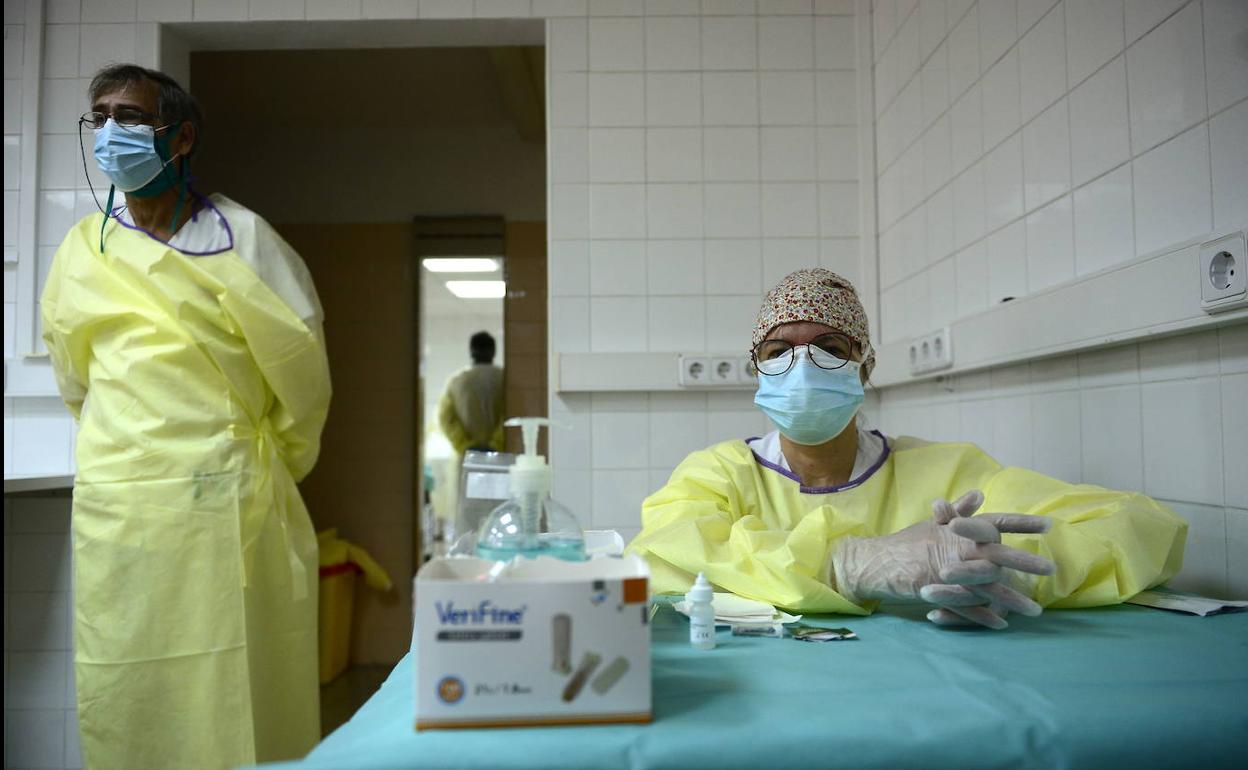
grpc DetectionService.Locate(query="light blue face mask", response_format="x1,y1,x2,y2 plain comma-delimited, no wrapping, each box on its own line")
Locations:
92,119,180,195
753,347,865,446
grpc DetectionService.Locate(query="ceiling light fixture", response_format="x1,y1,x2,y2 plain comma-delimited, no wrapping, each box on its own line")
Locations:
445,280,506,299
422,258,500,273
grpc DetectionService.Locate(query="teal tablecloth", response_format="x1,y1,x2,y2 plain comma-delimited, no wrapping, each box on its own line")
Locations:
256,603,1248,770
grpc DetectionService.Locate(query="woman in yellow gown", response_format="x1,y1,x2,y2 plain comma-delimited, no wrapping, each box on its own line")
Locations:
629,269,1185,628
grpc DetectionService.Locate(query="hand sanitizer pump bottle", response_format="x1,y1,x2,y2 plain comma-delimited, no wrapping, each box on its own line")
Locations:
687,572,716,650
475,418,586,562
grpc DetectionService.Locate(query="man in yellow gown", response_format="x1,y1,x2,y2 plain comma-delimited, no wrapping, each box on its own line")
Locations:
437,331,505,455
433,332,505,537
41,64,330,768
629,269,1186,628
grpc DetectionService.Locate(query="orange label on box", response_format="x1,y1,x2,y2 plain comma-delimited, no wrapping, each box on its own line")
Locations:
622,577,648,604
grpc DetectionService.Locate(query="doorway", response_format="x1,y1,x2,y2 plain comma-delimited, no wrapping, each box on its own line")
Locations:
413,216,551,558
416,228,507,556
183,27,546,712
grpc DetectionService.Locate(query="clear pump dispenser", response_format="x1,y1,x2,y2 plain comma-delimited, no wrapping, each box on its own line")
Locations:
475,418,586,562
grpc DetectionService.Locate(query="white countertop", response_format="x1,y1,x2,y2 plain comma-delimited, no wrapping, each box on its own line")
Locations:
4,474,75,494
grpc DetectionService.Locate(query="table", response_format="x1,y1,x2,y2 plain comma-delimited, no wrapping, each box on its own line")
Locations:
254,602,1248,770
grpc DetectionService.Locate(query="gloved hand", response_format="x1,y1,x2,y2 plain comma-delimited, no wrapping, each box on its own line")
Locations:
917,493,1054,629
922,579,1029,630
830,490,1056,629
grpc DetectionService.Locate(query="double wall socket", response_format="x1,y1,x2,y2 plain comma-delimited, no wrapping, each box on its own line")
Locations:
908,327,953,375
678,354,756,387
1200,230,1248,314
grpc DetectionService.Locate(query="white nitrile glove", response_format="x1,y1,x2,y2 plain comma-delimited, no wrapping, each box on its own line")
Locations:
918,494,1053,629
830,491,1056,630
921,579,1030,629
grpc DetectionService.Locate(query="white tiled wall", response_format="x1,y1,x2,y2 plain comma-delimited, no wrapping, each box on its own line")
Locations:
872,0,1248,345
5,7,24,373
870,0,1247,599
9,31,81,766
4,493,81,770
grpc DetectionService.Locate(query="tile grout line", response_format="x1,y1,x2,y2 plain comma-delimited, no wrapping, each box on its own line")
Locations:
1199,0,1215,237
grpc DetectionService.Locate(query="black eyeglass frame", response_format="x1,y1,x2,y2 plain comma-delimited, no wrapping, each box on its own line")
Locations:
750,332,864,376
79,109,170,131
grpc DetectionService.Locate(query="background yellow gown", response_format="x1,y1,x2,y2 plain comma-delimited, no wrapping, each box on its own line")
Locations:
629,436,1187,614
436,363,505,454
41,207,331,769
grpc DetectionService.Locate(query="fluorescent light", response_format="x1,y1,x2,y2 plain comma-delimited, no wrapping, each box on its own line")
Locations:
445,280,506,299
422,258,499,273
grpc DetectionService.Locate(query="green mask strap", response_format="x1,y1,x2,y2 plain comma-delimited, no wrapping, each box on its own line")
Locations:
169,163,188,235
99,184,116,254
151,126,190,235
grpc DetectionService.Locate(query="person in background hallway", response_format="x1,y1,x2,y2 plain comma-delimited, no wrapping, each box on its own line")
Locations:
438,331,506,454
40,64,331,769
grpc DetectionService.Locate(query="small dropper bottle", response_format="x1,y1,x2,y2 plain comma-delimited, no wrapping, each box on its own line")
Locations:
686,572,715,650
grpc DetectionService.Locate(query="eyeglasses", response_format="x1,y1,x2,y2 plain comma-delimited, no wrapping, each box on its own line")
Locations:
752,332,860,376
79,109,166,130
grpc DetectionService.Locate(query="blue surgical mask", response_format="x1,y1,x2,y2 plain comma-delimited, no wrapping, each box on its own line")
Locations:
92,119,181,196
753,349,865,446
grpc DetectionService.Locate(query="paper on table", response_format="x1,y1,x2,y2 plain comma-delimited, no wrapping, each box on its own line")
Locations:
674,592,802,626
1126,589,1248,617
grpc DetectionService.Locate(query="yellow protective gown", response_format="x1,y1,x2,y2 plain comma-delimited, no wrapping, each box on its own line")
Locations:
41,208,331,770
436,363,505,453
629,435,1187,614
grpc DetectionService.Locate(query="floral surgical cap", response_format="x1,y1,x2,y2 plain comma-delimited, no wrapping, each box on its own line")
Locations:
751,268,874,374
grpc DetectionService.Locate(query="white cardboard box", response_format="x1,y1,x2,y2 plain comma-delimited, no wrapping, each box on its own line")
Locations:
413,554,652,730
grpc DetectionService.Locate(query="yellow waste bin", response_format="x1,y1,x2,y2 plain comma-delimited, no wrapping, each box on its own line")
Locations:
318,529,394,684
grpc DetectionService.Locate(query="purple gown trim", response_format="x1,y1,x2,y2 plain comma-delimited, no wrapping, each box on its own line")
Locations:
745,430,892,494
108,191,235,256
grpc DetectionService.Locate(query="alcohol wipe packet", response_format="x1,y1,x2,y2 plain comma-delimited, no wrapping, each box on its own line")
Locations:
785,622,857,642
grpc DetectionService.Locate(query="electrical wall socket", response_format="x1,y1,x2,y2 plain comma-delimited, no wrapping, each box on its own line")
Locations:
737,356,757,385
1200,230,1248,314
908,327,953,375
710,357,739,384
678,354,754,388
678,356,710,386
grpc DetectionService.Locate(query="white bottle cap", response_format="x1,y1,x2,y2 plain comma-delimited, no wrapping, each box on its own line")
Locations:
686,572,713,604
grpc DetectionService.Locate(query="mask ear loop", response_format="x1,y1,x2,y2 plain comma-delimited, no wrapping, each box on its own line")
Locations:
78,121,111,217
79,121,118,254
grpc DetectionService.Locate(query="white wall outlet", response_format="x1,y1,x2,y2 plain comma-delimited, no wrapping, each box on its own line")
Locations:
1200,231,1248,314
737,356,757,385
710,357,739,384
908,327,954,375
678,356,710,386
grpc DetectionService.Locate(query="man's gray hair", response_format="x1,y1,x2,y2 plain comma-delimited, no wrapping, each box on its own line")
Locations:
88,64,203,156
